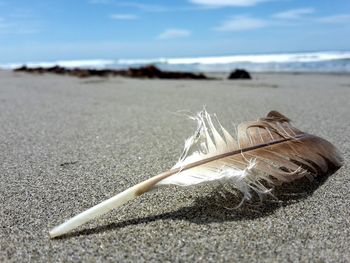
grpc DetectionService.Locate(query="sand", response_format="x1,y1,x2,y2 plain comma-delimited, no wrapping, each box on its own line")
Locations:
0,70,349,262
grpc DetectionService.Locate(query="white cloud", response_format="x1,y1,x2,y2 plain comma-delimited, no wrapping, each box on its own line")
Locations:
189,0,268,7
110,14,138,20
157,29,191,39
317,14,350,24
215,16,267,31
272,8,315,19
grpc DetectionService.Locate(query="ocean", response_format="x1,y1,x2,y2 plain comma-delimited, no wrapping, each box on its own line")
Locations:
1,51,350,73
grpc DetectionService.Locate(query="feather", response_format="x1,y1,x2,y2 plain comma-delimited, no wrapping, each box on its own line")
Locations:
49,110,343,238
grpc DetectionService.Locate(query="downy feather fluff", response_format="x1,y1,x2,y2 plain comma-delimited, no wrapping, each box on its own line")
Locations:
49,110,343,238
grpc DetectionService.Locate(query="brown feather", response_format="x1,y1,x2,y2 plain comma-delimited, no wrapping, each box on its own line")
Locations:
49,110,344,238
156,110,343,189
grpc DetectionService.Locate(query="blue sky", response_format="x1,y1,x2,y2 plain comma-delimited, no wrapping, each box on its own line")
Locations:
0,0,349,63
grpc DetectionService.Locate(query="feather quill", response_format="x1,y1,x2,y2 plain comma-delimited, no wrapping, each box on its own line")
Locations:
49,110,343,238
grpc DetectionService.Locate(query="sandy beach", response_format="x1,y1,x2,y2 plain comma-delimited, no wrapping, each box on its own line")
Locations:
0,70,349,262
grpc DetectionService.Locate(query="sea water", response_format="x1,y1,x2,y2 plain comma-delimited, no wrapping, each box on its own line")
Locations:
2,51,350,73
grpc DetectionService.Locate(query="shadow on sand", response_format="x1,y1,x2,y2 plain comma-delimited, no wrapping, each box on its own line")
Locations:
55,170,338,239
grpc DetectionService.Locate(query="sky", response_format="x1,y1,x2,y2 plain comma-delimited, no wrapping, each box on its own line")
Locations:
0,0,349,63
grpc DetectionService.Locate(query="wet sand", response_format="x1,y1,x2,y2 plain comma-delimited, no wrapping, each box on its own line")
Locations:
0,70,349,262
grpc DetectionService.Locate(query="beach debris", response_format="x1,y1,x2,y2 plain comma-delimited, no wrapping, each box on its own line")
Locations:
14,65,209,80
228,69,251,79
49,110,343,238
59,161,78,168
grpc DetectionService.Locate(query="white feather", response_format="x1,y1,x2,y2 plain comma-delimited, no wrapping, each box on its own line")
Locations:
157,110,271,202
51,108,342,238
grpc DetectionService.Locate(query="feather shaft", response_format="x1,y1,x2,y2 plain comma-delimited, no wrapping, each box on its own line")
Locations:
49,171,173,238
49,135,301,238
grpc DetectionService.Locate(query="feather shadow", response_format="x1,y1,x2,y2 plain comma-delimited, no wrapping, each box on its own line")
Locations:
57,170,336,239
